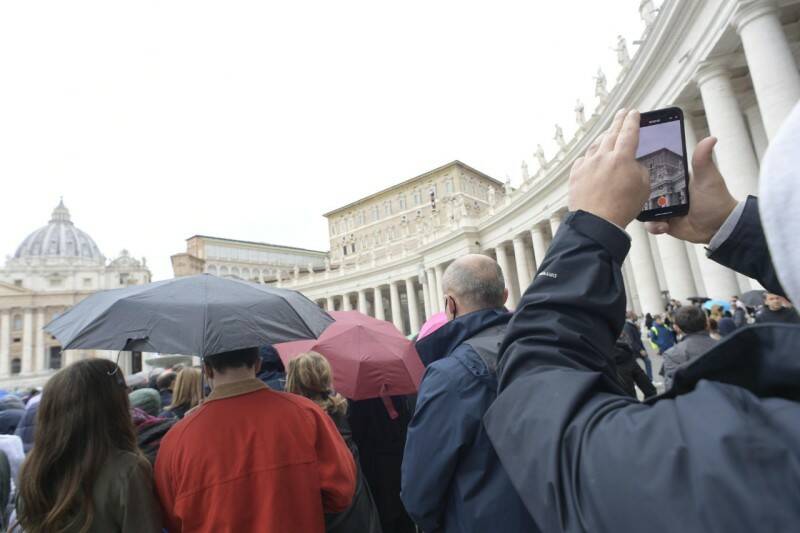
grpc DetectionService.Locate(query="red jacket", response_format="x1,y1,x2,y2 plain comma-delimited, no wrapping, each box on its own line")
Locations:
154,378,356,533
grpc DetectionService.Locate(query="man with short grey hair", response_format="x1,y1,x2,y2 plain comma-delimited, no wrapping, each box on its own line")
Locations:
401,254,538,533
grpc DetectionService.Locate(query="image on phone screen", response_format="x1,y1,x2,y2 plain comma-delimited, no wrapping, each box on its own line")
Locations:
636,107,690,221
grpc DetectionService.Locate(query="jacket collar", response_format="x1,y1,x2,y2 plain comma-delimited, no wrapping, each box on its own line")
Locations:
654,324,800,401
416,308,510,367
205,377,268,403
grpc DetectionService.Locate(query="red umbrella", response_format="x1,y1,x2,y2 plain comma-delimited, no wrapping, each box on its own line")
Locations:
274,311,424,404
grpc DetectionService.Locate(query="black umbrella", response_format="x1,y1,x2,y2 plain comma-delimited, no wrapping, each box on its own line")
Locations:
687,296,711,304
740,289,766,308
45,274,333,357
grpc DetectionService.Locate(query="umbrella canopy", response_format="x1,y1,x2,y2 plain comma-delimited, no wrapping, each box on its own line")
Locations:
274,311,424,400
740,290,766,307
45,274,333,357
417,312,448,340
702,299,732,312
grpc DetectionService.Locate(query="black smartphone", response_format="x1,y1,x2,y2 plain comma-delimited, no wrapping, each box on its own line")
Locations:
636,107,690,221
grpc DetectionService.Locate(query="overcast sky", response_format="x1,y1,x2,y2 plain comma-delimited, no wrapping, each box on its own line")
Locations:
0,1,647,280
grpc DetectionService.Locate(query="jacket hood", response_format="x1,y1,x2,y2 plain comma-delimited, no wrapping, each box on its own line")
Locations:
415,308,510,367
760,101,800,304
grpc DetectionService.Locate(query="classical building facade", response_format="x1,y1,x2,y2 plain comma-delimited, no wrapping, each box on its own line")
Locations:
0,200,151,388
280,0,800,336
171,235,327,283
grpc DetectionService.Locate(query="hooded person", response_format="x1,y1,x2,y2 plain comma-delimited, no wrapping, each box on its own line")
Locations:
483,107,800,533
256,345,286,391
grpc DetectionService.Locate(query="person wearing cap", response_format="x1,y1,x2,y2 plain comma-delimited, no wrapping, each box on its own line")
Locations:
484,106,800,532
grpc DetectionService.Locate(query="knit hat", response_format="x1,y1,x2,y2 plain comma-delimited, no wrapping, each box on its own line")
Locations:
129,388,161,417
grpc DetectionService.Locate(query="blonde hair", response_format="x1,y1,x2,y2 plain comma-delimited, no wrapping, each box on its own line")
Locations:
168,367,202,411
286,352,348,416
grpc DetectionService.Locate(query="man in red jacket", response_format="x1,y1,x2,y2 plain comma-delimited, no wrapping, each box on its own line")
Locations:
154,347,356,532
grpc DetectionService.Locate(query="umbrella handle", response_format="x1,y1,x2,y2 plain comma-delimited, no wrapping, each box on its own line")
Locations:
380,384,399,420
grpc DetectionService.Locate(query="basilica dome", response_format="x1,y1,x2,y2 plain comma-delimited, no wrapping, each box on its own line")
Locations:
13,200,104,263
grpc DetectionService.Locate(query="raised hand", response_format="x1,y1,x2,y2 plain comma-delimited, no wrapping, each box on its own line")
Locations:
568,109,650,228
644,136,738,244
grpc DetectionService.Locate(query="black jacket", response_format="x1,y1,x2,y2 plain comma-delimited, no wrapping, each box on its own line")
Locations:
326,411,382,533
621,321,646,357
755,307,800,324
484,199,800,533
611,341,656,398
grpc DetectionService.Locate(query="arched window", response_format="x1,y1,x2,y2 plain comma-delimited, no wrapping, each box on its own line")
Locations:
10,358,21,375
49,347,62,370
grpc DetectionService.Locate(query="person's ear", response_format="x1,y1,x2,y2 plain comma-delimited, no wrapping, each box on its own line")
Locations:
502,288,509,305
254,358,262,374
204,363,214,381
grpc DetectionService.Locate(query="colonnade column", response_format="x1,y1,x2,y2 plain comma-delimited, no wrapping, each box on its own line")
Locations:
733,0,800,139
420,272,432,319
426,269,439,314
683,113,742,298
21,309,33,374
494,243,517,309
326,296,335,312
373,287,386,321
696,62,760,199
626,222,664,314
530,225,547,271
548,214,562,240
405,278,421,334
35,309,46,372
342,293,353,311
0,311,9,377
434,264,445,311
389,281,404,333
512,236,532,295
655,235,697,303
357,290,369,315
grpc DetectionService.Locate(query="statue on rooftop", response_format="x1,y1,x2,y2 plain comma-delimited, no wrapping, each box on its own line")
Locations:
614,35,631,67
594,68,609,101
574,99,586,126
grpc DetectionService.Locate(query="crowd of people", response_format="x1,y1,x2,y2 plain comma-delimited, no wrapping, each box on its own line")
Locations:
0,103,799,532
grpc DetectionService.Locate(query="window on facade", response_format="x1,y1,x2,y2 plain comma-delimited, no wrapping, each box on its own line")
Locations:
49,346,62,370
343,246,348,256
413,190,421,205
445,180,453,194
372,206,380,222
83,278,92,287
12,315,21,331
384,202,392,216
10,359,20,375
119,273,130,285
49,277,61,287
351,243,356,253
12,338,20,344
399,195,406,209
13,280,22,288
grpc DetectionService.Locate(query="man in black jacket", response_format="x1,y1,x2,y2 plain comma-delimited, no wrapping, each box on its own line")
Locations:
485,107,800,532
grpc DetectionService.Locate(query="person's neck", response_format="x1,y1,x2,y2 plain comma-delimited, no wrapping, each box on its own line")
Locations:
210,368,257,388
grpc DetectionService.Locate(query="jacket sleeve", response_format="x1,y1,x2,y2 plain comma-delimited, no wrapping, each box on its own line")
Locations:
313,406,357,513
153,436,181,532
661,347,681,390
119,455,164,533
400,362,478,533
631,360,657,398
708,196,785,296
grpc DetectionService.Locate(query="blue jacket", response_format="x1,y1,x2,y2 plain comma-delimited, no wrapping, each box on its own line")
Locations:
648,323,675,353
401,308,537,533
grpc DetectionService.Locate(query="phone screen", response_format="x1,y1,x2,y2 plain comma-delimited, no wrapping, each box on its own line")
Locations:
636,107,690,221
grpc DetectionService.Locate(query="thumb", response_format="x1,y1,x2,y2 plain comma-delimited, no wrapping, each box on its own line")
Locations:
645,221,670,235
691,136,717,178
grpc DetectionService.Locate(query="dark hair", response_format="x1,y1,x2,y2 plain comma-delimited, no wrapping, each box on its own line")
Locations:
17,358,139,533
676,305,708,334
204,347,260,373
156,370,176,391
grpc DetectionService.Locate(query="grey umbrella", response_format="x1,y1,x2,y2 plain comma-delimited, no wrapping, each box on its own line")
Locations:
740,289,766,308
45,274,333,357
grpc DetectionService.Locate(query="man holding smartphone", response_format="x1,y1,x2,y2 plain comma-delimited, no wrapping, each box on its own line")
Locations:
485,107,800,532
